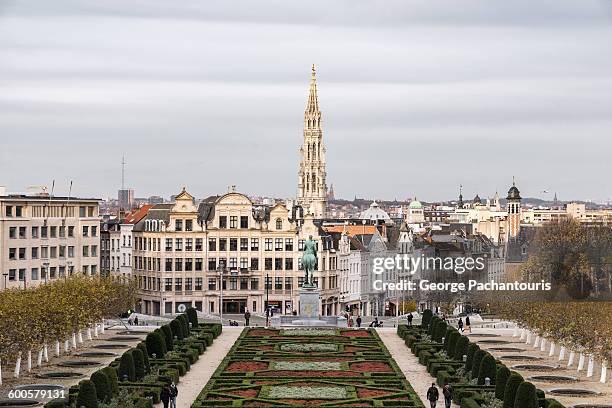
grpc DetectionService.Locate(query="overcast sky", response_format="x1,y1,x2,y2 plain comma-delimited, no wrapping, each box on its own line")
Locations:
1,0,611,203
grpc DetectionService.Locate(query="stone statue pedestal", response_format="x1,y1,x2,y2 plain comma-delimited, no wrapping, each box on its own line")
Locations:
299,286,320,318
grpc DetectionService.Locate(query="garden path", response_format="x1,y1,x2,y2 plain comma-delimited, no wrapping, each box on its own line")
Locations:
156,327,243,408
377,328,460,408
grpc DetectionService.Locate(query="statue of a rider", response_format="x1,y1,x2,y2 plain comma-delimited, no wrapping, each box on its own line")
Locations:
301,235,317,288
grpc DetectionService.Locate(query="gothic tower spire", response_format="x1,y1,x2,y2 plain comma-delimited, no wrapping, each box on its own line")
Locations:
297,64,327,218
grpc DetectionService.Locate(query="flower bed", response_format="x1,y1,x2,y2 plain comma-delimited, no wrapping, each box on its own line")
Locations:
191,327,425,407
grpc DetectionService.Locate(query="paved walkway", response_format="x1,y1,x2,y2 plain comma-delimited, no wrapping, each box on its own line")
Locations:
156,327,243,408
377,328,459,408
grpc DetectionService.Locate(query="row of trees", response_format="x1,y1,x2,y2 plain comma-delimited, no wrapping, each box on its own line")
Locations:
0,275,137,382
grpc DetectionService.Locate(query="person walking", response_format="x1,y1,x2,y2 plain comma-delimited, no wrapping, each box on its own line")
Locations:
407,312,413,326
356,316,362,328
465,316,471,333
427,383,439,408
458,318,463,332
348,316,354,327
442,383,453,408
170,382,178,408
134,316,139,326
160,384,171,408
244,309,251,326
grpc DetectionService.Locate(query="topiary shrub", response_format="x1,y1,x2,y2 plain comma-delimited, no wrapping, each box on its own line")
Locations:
428,316,440,336
137,342,150,373
443,327,454,349
146,330,167,358
447,330,460,356
454,336,470,361
118,350,136,382
503,372,524,408
434,320,448,343
132,347,146,380
421,309,433,328
471,349,486,379
495,365,511,400
478,353,497,385
101,367,119,396
90,370,111,403
178,314,190,335
76,379,98,408
170,319,184,340
513,381,538,408
186,307,199,328
465,343,479,370
161,325,174,350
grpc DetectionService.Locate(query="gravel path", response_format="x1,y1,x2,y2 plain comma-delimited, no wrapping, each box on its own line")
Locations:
157,327,243,408
377,328,459,408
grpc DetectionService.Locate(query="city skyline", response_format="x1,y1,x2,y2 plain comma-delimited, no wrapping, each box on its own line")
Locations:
1,0,611,202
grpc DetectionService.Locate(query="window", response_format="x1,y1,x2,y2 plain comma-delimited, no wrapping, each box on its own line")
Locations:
82,226,88,237
298,239,305,250
298,277,305,287
175,258,183,271
285,258,293,270
31,227,39,238
285,277,293,290
50,226,57,238
265,276,272,290
230,278,237,290
31,247,39,259
219,216,227,228
68,226,74,237
195,277,203,291
18,248,26,260
175,219,183,231
9,227,16,239
240,257,248,269
50,267,57,278
208,258,216,271
165,278,172,291
175,278,182,291
175,238,183,251
41,246,48,258
240,238,248,251
186,238,193,251
208,279,216,290
285,238,293,251
41,226,48,238
8,269,16,281
230,238,238,251
31,268,39,281
195,258,203,271
88,206,94,217
18,269,25,281
165,238,172,251
275,277,282,290
82,246,89,257
240,216,248,229
186,219,193,231
251,238,259,251
275,258,283,270
251,257,259,270
18,227,26,239
59,226,65,238
165,258,173,271
229,257,237,269
219,238,227,251
265,238,272,251
265,258,273,270
5,206,13,217
59,245,66,258
90,245,97,257
240,278,248,290
275,238,283,251
185,278,193,291
68,246,74,258
276,218,283,230
91,226,97,237
15,206,23,217
9,247,16,260
208,238,216,251
251,278,259,290
195,238,203,251
185,258,193,271
230,216,237,229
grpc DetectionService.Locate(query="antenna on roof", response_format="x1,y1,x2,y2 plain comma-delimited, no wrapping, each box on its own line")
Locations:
121,156,126,190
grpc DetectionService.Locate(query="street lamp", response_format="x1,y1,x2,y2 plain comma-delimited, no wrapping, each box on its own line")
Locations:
3,272,8,290
218,259,226,325
265,274,270,326
43,262,49,284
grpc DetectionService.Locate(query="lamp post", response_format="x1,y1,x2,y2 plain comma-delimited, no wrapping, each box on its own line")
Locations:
43,262,49,284
218,259,226,325
3,272,8,290
265,274,270,326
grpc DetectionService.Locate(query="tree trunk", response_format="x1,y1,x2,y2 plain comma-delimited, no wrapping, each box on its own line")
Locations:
94,325,99,337
0,358,2,385
559,346,566,361
549,342,555,357
577,353,585,371
587,356,594,377
520,328,526,340
44,344,48,362
78,331,84,344
526,332,532,344
601,360,608,384
87,328,92,341
540,338,546,352
568,351,575,367
64,340,70,353
14,353,21,378
71,333,77,349
37,349,43,367
513,326,519,337
100,321,105,333
27,350,32,372
55,341,60,357
534,336,540,348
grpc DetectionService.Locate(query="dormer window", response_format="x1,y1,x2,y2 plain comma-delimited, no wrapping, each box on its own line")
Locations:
185,219,193,231
175,219,183,231
276,218,283,230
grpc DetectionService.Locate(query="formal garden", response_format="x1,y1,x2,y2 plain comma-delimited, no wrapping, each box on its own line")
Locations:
191,327,425,407
395,308,612,408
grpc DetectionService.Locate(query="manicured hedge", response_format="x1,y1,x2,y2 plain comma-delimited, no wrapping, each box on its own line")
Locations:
495,365,511,400
118,350,136,382
146,330,167,358
514,381,538,408
90,370,112,403
132,347,146,380
471,349,486,379
186,307,199,328
422,309,433,328
503,372,524,408
76,379,98,408
161,324,174,350
454,335,469,361
478,353,496,385
465,343,480,371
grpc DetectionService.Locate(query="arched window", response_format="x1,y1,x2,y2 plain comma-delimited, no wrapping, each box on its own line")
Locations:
145,220,150,231
276,218,283,230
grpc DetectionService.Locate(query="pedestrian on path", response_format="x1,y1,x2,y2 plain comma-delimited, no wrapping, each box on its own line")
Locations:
356,316,362,328
407,312,413,326
465,316,471,333
458,318,463,332
160,384,171,408
170,382,178,408
442,383,453,408
427,383,439,408
244,309,251,326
